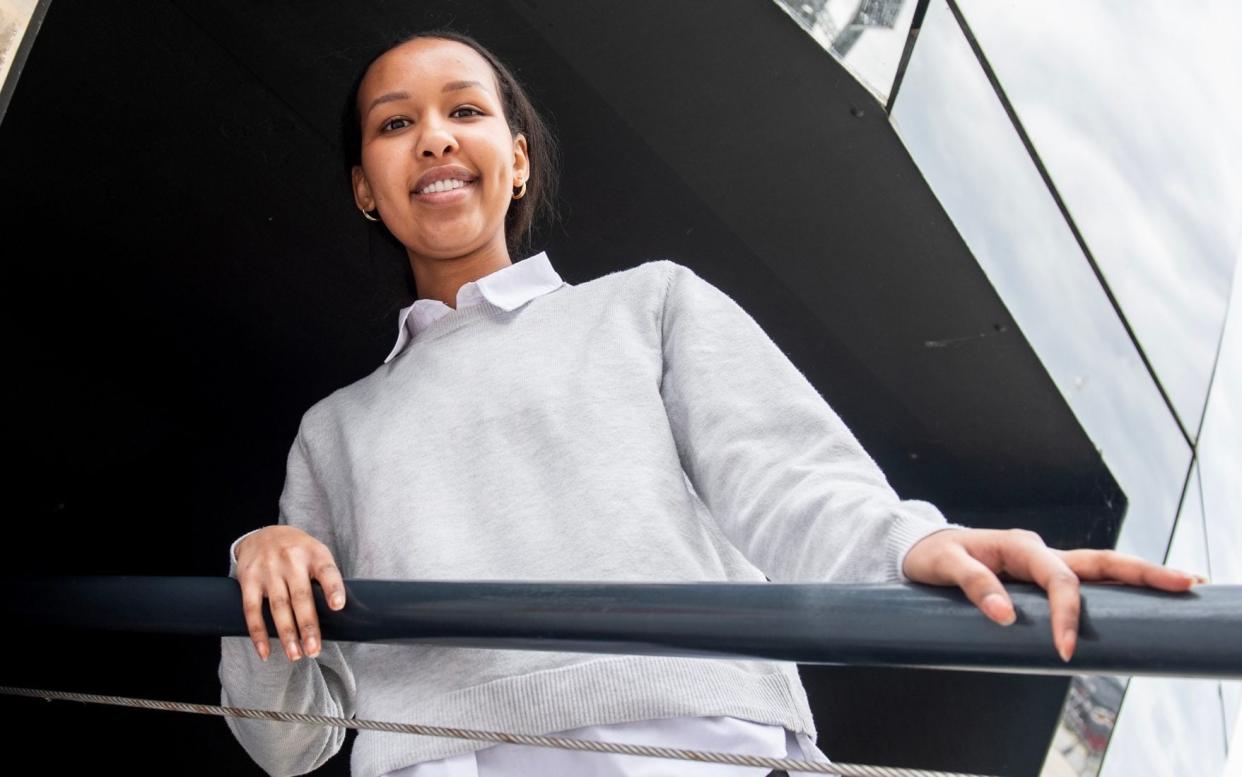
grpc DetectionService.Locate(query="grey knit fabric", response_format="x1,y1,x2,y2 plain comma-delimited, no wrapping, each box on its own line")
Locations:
219,259,959,777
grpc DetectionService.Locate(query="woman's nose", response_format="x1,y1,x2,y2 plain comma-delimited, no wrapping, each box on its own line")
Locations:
417,117,458,158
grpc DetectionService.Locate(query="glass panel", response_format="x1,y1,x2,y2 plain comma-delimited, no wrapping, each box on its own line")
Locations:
1097,465,1227,777
0,0,41,87
1229,721,1242,777
1198,242,1242,586
1043,675,1125,777
1225,681,1241,767
890,0,1189,564
1198,242,1242,742
771,0,917,103
956,0,1242,437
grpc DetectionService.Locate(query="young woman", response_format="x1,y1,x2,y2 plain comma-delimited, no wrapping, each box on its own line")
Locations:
220,29,1205,777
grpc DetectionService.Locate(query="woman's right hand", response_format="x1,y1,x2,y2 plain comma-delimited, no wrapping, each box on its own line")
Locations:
235,525,347,663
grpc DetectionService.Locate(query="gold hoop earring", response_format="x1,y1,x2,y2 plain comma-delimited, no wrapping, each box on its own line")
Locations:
512,180,527,200
360,207,379,222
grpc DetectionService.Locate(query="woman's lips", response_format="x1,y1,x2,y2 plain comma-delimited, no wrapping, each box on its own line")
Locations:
413,180,476,204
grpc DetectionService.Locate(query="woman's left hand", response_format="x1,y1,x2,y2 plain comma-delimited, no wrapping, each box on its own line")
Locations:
901,527,1208,662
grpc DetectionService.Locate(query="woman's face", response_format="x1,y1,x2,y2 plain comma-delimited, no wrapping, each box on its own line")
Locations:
352,38,529,261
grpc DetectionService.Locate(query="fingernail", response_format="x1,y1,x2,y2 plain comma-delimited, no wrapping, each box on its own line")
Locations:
983,593,1016,625
332,594,345,609
1059,629,1076,663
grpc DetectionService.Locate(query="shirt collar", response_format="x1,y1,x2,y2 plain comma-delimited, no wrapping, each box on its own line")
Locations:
383,250,565,363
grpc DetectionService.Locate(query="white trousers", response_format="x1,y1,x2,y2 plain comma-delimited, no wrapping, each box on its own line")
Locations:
384,716,841,777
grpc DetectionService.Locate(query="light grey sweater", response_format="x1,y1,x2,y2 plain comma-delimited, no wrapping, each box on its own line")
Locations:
219,259,959,777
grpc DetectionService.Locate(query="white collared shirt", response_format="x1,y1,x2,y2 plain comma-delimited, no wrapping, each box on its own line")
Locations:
375,250,829,776
383,250,568,364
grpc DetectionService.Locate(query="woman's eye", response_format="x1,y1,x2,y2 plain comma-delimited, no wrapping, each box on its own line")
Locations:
381,109,478,132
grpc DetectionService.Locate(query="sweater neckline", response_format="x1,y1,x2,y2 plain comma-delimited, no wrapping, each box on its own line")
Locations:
408,281,572,346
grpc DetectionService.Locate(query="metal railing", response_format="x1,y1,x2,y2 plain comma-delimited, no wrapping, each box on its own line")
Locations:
5,576,1239,678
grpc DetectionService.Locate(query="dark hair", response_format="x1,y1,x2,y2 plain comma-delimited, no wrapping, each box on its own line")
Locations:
339,28,561,261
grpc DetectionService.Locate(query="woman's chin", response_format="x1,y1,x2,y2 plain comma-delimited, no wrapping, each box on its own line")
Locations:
406,236,487,259
396,217,506,259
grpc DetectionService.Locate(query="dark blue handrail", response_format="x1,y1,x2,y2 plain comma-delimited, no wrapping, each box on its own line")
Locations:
5,576,1239,678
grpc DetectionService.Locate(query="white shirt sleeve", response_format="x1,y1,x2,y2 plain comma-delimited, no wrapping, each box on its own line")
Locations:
227,527,269,578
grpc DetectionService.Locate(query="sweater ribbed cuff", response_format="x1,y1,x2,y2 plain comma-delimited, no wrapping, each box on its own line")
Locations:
884,509,968,583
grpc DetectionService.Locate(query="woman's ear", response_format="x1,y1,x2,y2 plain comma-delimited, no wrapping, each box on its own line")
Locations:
352,165,375,211
513,133,530,186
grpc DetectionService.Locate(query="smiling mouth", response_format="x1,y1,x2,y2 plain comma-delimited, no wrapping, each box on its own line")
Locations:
412,181,477,204
415,179,475,195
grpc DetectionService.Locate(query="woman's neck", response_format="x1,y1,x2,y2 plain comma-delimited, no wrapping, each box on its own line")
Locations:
407,241,513,309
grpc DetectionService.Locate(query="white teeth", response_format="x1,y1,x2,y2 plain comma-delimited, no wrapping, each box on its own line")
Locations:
420,179,469,195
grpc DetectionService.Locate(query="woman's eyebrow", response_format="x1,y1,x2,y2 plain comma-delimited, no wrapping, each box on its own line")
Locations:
366,80,490,116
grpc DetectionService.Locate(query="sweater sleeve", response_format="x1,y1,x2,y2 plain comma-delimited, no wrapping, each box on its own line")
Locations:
657,261,965,584
218,423,357,777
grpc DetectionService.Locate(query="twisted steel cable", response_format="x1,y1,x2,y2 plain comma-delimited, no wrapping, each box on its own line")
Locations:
0,684,996,777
